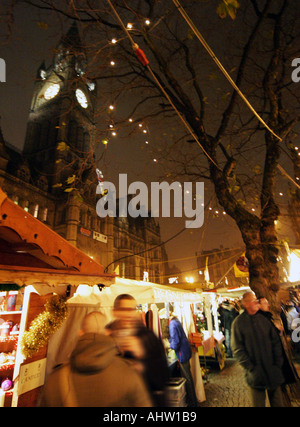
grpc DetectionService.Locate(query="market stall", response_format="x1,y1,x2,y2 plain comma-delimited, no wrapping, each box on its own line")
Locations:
193,291,227,371
0,188,114,406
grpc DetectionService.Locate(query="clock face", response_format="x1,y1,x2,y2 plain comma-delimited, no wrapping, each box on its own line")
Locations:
44,83,60,100
76,88,88,108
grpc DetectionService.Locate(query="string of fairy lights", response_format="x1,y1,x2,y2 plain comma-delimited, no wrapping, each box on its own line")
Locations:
93,0,300,224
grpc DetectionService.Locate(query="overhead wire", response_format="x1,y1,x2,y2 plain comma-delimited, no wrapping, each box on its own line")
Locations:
172,0,282,142
171,0,300,192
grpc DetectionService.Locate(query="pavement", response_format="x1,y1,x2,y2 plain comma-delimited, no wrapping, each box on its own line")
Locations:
198,358,300,407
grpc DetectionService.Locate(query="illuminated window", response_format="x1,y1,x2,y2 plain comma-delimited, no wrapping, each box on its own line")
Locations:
33,204,39,218
44,83,60,100
42,208,48,222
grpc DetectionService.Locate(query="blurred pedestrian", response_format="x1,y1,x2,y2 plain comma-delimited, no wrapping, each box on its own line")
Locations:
258,296,299,405
106,294,169,407
219,300,238,358
231,292,285,407
39,311,152,407
169,314,198,407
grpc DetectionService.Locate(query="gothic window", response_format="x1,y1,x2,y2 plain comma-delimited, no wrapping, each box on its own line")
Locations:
33,204,39,218
42,208,48,222
68,120,78,147
22,200,29,212
83,132,90,153
17,165,31,183
41,120,51,148
37,175,48,192
12,196,19,205
86,210,91,229
77,126,84,153
100,219,105,234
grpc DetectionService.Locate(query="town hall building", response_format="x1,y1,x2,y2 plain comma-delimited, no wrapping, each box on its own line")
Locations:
0,23,168,283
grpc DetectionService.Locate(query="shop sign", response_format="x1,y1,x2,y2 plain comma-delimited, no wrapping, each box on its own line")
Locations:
93,231,107,243
18,358,47,395
79,226,92,237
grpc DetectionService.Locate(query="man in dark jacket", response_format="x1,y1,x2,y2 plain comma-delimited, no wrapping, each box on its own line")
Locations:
169,315,197,407
106,294,169,407
219,300,238,357
231,292,285,407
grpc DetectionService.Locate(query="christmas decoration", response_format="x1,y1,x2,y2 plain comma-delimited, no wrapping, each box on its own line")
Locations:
1,379,13,391
132,43,149,66
21,295,68,359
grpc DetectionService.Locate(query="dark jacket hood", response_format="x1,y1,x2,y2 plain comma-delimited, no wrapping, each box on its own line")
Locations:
70,333,118,374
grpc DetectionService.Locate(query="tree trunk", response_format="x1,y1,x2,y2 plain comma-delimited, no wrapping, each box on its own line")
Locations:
210,162,281,315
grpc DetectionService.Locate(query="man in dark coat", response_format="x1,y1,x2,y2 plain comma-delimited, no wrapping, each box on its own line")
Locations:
219,300,238,357
231,292,285,407
106,294,169,407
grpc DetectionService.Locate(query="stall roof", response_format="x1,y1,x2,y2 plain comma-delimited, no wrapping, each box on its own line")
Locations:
68,277,204,306
0,188,113,284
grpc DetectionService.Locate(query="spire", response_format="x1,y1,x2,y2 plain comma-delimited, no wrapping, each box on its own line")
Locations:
53,21,86,75
59,21,83,53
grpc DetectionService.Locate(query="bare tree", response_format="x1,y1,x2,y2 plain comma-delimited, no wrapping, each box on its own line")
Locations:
5,0,300,312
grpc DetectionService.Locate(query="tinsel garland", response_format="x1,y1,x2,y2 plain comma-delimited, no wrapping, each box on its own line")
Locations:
21,295,68,359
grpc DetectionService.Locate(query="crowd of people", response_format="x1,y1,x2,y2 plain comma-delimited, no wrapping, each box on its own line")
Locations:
39,288,300,407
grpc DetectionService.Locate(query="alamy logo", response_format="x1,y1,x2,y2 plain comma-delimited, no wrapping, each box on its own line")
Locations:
292,318,300,343
291,58,300,83
96,173,204,228
0,58,6,82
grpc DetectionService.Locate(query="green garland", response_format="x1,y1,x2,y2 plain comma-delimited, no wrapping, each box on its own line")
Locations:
21,295,68,359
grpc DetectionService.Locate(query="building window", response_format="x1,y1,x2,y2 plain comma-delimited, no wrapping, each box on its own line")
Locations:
33,204,39,218
12,196,19,205
43,208,48,222
23,200,29,212
17,166,30,183
37,176,48,192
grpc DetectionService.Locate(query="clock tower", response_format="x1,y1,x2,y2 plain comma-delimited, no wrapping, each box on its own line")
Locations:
23,22,97,191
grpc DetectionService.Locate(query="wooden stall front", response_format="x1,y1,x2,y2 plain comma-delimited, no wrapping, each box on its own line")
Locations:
0,188,114,406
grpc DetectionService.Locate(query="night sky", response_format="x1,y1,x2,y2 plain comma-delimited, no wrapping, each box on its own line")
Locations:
0,2,295,279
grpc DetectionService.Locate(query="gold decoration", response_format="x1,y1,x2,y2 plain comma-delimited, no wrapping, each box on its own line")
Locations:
21,295,68,359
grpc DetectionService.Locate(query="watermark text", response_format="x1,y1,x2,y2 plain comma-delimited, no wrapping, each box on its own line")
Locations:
291,58,300,83
0,58,6,82
96,174,204,228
